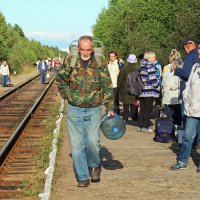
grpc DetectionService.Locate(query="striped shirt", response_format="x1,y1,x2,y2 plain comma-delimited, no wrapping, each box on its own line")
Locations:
139,59,160,98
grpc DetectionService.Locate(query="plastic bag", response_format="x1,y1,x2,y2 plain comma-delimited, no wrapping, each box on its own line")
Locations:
46,73,50,78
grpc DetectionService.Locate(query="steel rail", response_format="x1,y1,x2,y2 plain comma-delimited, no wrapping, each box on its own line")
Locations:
0,77,55,166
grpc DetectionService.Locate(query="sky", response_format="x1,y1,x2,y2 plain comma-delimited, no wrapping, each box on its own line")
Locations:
0,0,108,51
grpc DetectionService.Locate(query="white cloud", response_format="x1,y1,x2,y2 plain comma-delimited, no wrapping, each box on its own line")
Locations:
25,31,94,41
24,31,94,49
25,31,74,40
60,48,69,52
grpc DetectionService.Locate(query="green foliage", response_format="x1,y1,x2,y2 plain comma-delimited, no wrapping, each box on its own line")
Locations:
0,13,13,60
93,0,200,65
13,24,25,38
9,38,37,73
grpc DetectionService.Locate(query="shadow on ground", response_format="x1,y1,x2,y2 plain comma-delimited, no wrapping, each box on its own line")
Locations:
100,146,123,170
169,142,200,167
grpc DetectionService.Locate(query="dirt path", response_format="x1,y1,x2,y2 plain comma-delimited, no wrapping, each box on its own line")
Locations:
51,113,200,200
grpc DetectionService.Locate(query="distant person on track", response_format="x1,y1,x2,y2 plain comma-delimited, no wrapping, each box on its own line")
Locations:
0,61,10,87
56,35,114,187
52,58,62,75
37,58,49,85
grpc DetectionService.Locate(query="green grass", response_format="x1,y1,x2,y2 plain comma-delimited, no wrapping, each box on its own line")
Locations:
21,172,44,197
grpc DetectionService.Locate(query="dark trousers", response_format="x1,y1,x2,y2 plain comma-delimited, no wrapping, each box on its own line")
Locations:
40,70,46,84
164,104,182,126
138,97,154,129
123,104,138,119
1,75,8,87
113,88,119,114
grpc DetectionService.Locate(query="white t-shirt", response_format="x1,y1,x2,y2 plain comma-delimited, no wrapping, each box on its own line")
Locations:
107,60,119,88
0,64,10,75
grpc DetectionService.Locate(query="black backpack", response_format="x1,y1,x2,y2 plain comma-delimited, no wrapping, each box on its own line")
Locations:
126,70,144,96
154,114,175,143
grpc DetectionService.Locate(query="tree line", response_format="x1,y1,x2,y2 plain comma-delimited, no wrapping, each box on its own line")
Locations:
0,12,60,73
92,0,200,65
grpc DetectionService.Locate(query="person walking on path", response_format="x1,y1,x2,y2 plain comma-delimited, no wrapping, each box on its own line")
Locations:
52,58,62,75
117,54,138,121
38,58,49,85
0,61,10,87
56,35,114,187
171,44,200,172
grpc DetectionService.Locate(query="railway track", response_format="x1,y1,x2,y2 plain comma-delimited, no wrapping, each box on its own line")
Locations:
0,74,61,199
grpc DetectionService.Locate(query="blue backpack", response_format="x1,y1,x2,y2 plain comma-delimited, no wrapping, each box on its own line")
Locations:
154,114,175,143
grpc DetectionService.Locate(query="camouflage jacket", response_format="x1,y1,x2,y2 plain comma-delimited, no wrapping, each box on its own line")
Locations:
56,54,114,111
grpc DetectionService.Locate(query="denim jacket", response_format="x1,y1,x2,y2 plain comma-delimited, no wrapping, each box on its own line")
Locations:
38,61,49,72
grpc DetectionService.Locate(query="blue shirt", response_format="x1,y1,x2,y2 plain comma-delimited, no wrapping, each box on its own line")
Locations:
174,48,199,98
174,48,199,81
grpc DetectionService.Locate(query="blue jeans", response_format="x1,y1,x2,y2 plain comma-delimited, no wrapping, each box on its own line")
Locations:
40,70,46,84
178,116,200,164
194,122,200,145
1,75,8,87
66,104,102,181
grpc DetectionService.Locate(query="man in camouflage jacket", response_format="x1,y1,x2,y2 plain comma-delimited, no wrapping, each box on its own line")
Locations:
56,35,114,187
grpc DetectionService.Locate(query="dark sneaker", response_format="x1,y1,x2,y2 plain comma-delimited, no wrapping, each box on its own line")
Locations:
197,163,200,172
123,117,128,121
89,166,101,183
131,117,138,121
77,180,90,187
171,161,187,171
195,144,200,150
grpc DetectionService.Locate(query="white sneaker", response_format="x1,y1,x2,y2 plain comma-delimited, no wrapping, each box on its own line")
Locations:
142,128,154,133
147,128,154,133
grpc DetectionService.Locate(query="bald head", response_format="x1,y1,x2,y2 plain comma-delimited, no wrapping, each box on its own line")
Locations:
78,36,94,60
184,42,197,54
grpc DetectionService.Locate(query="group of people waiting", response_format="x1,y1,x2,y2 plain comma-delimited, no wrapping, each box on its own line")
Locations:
56,35,200,188
107,38,200,172
108,49,162,133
